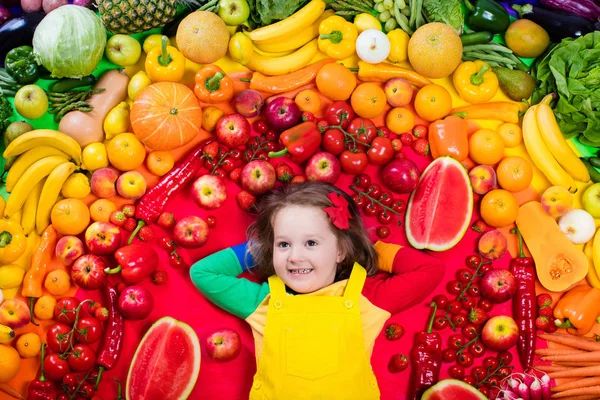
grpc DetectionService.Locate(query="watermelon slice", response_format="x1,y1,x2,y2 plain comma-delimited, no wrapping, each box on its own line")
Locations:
126,316,201,400
422,379,487,399
405,157,473,251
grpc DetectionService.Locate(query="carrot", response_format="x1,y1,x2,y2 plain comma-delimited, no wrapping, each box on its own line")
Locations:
554,361,600,367
534,364,574,372
556,395,600,400
248,59,334,94
451,102,521,123
548,365,600,379
552,377,600,392
552,386,600,398
536,348,586,356
539,333,600,352
0,383,25,400
544,351,600,363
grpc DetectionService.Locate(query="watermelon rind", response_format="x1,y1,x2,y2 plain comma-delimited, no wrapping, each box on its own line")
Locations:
126,316,201,400
421,379,487,400
405,157,473,251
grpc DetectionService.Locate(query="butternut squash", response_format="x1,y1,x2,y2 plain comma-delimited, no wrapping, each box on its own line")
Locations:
516,201,588,292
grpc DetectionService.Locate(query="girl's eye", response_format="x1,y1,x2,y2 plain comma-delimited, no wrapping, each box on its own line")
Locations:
306,240,317,247
277,242,290,248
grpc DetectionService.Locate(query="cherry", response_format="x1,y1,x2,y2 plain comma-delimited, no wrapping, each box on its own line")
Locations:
467,283,481,297
450,314,467,328
448,365,465,379
432,315,449,330
483,356,499,371
457,352,474,368
471,366,487,382
462,376,476,386
446,280,463,295
497,351,513,366
447,300,463,315
478,299,493,312
206,216,217,228
442,348,457,363
466,254,482,269
462,324,479,340
253,120,268,134
376,226,390,238
432,294,449,310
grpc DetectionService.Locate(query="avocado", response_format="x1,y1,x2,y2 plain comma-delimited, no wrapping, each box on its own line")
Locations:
493,67,536,102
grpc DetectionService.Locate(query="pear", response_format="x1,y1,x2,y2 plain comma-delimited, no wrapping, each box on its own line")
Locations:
3,121,34,171
493,67,536,102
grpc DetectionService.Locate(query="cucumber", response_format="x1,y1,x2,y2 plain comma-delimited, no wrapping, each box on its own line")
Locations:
460,32,494,46
581,158,600,183
588,157,600,169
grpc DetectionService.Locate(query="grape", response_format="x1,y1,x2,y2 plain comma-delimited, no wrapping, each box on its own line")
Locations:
383,0,394,9
374,0,384,3
385,17,397,32
379,10,391,22
374,3,386,12
401,7,410,16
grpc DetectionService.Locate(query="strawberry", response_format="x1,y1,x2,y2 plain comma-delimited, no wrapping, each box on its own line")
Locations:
388,354,409,373
538,306,554,319
468,307,488,326
237,190,256,211
536,293,553,309
202,141,219,161
377,126,393,139
400,133,413,146
123,218,137,232
546,322,558,333
109,211,127,227
86,301,102,316
290,175,307,185
301,111,316,123
139,226,155,242
122,204,136,218
535,316,553,332
391,138,403,152
471,220,487,233
276,162,294,183
229,167,242,184
151,270,168,285
385,323,405,341
317,119,329,133
412,138,429,156
413,125,427,139
95,307,109,321
157,212,176,229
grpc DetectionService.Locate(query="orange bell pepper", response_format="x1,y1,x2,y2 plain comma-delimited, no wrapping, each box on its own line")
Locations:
193,65,234,104
428,116,469,161
554,285,600,336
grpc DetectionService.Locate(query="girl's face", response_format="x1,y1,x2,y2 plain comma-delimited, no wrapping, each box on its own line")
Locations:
272,205,344,294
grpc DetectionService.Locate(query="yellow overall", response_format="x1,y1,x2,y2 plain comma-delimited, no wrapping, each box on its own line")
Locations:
249,263,380,400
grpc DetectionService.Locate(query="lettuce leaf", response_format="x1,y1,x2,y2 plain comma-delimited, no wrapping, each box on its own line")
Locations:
422,0,464,35
248,0,308,27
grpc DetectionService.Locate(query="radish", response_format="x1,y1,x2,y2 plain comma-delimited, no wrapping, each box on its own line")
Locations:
529,379,542,400
0,5,11,25
558,209,596,244
539,374,551,400
42,0,67,13
20,0,42,13
517,382,530,400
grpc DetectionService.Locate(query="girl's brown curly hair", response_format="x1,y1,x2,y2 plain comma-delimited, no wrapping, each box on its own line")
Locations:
246,181,378,282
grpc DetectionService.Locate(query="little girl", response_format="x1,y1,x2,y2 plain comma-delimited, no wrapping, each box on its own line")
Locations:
190,182,444,399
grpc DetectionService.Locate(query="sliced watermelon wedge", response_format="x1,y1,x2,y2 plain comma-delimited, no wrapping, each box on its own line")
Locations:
422,379,487,399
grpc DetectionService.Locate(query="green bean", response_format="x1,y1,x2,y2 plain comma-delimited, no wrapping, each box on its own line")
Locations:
401,7,410,16
408,0,417,30
463,43,513,54
393,3,413,34
463,51,517,64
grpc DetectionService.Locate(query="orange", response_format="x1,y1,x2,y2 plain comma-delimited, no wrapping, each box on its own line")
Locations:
51,198,91,235
201,106,224,132
106,133,146,171
34,295,57,320
316,62,357,101
386,107,415,134
351,83,386,119
480,189,519,228
414,84,452,122
497,123,522,148
90,199,117,222
0,344,20,382
176,11,229,64
496,156,533,193
469,129,505,165
146,151,175,176
44,270,71,296
408,22,463,79
295,90,321,114
16,332,41,358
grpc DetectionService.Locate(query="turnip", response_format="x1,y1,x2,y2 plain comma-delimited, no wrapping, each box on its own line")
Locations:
558,209,596,244
42,0,67,13
20,0,42,13
0,5,12,25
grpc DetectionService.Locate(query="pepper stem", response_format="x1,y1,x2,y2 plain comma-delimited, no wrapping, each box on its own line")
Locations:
0,231,12,247
28,297,39,326
319,31,344,44
511,227,526,258
114,378,123,400
239,78,251,82
426,301,438,334
463,0,475,12
470,65,489,86
268,148,289,158
453,112,467,119
205,72,225,92
95,366,106,391
128,220,145,244
104,265,123,275
555,319,574,329
38,343,46,382
158,36,172,67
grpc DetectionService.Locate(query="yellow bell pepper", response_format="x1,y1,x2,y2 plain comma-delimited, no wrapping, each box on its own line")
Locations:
318,16,358,60
387,29,409,63
0,220,26,265
145,36,185,83
452,60,499,104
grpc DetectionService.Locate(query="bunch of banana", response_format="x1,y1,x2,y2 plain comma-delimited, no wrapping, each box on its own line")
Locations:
0,324,15,344
584,235,600,289
3,129,82,235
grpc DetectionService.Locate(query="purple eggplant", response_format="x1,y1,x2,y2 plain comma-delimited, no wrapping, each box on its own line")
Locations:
539,0,600,21
0,12,43,67
513,4,596,43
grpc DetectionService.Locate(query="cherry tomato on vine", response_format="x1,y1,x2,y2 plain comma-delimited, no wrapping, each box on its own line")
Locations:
442,348,457,363
497,366,512,378
367,184,382,199
348,118,377,143
378,192,394,206
322,129,345,155
391,200,406,214
456,352,474,368
353,174,371,189
471,366,487,382
462,375,476,386
75,317,103,345
468,340,486,358
462,324,480,340
54,297,80,325
44,353,71,381
62,372,84,388
67,344,96,372
448,300,463,315
451,314,467,328
466,254,482,269
483,356,499,371
47,323,72,353
456,269,473,283
446,280,463,295
367,136,394,166
497,351,513,365
479,264,492,274
488,376,501,388
325,101,355,128
363,202,379,217
377,211,393,225
478,299,493,312
432,294,449,310
376,226,390,238
340,150,368,175
467,282,481,297
448,334,466,350
432,315,449,330
460,296,476,310
448,365,465,379
352,193,367,207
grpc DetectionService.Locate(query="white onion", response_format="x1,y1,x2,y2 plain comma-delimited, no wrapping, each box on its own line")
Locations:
558,209,596,244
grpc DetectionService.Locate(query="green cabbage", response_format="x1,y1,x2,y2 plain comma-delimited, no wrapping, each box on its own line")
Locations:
32,5,106,79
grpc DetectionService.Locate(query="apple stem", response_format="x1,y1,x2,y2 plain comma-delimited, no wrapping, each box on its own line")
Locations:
157,36,173,67
128,220,145,244
28,297,39,326
105,265,123,275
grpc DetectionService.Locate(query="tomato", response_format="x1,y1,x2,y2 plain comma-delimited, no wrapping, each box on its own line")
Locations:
68,344,96,372
442,348,457,363
47,323,72,353
479,264,492,274
478,299,493,312
456,352,474,368
448,365,465,379
322,129,345,155
462,375,476,386
221,158,236,172
462,324,480,340
363,202,379,217
468,340,486,358
446,280,463,295
451,313,467,328
466,254,482,269
483,356,499,371
467,282,481,297
448,334,466,350
432,315,449,330
348,118,377,143
325,101,355,129
378,191,394,206
75,317,103,345
392,199,406,214
376,226,390,238
460,296,476,310
377,211,393,225
367,136,394,165
352,193,367,207
55,298,80,325
447,300,462,315
432,294,449,310
44,353,71,381
340,150,368,175
456,269,473,283
497,351,513,365
367,184,382,199
78,382,96,399
471,365,487,382
353,173,371,189
169,252,187,269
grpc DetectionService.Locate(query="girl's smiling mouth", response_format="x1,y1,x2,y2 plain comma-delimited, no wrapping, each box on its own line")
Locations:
289,269,313,275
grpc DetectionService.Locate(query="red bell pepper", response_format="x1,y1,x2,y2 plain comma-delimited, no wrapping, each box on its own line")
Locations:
428,115,469,161
268,121,321,164
28,343,57,400
104,244,158,285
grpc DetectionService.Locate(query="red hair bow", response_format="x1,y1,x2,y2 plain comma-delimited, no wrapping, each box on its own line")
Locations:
323,193,352,230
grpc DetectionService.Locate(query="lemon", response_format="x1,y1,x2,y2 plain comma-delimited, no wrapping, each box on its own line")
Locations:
103,101,131,140
128,70,152,101
16,332,41,358
354,13,382,33
0,265,25,290
143,34,170,54
61,173,91,199
387,29,409,63
82,143,109,172
0,344,20,382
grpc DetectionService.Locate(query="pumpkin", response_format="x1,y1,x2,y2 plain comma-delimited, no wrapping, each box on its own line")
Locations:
130,82,203,151
515,201,588,292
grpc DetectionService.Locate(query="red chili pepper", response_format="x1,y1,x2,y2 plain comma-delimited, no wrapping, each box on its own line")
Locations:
268,121,321,164
407,302,443,400
28,343,57,400
104,244,158,285
94,285,124,390
511,227,536,370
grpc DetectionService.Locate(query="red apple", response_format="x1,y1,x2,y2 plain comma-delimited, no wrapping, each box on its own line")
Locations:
216,113,251,148
71,254,107,290
265,96,301,131
234,89,264,118
480,269,517,304
481,316,518,351
118,285,154,320
84,222,122,255
241,160,276,195
206,328,241,362
381,158,420,194
192,175,227,209
173,216,209,248
305,152,341,184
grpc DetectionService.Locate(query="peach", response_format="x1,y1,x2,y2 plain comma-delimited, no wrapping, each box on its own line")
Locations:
85,221,122,256
116,171,147,200
55,236,85,266
541,186,573,218
234,89,264,118
0,298,31,329
91,167,120,198
384,78,413,107
469,165,497,195
477,230,508,260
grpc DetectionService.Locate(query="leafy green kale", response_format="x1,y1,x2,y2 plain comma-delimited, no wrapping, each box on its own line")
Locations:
532,31,600,144
422,0,464,35
248,0,308,27
0,96,12,136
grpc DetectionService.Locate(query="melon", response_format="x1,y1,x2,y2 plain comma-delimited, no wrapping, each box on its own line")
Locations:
405,157,473,251
422,379,487,400
126,316,200,400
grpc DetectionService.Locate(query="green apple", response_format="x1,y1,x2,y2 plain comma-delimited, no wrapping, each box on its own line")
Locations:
14,85,48,120
582,183,600,218
218,0,250,26
105,34,142,66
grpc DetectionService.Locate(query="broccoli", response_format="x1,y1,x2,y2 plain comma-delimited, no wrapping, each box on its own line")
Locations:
0,95,12,135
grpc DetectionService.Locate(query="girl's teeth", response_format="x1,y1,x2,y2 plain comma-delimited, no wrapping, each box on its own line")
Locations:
291,269,311,274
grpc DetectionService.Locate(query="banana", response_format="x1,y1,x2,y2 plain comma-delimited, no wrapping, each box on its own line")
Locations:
253,46,294,58
3,129,82,165
4,155,69,218
536,103,590,183
522,105,577,193
249,0,326,42
228,32,254,66
5,146,69,192
14,232,40,271
35,162,76,235
0,324,15,344
585,236,600,288
246,39,319,76
21,179,44,235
